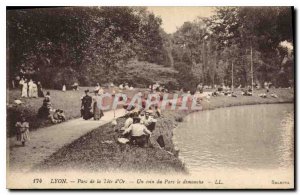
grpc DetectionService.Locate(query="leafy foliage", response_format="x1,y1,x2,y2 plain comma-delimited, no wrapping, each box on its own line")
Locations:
7,7,294,90
7,7,168,88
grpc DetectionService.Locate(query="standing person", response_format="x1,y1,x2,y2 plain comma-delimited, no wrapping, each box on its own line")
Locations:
32,81,38,98
21,79,28,98
28,79,34,98
62,84,66,92
92,91,103,120
19,77,25,93
81,89,93,120
15,115,30,146
94,83,100,93
98,86,104,95
37,81,44,97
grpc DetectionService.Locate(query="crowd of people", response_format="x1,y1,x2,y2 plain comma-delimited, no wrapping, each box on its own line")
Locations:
116,105,161,148
19,77,44,98
13,80,281,147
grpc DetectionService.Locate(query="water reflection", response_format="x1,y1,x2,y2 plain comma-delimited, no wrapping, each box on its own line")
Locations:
173,104,294,173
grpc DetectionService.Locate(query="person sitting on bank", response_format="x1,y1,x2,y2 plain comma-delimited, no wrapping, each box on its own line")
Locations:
57,109,66,122
121,113,134,131
49,109,61,124
155,106,161,117
72,82,79,91
122,117,152,147
140,110,157,132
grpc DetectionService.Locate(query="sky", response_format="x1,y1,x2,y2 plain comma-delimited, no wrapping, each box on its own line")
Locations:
147,7,215,34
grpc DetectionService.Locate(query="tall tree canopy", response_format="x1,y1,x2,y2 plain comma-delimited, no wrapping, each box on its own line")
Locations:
7,7,168,88
7,7,294,90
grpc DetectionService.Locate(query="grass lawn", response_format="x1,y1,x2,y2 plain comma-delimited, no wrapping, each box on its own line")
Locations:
6,86,145,137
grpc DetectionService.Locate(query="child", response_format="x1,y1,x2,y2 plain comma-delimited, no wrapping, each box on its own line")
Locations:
15,115,30,146
57,109,66,122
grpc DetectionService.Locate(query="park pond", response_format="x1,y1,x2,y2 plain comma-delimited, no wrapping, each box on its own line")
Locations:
173,104,294,174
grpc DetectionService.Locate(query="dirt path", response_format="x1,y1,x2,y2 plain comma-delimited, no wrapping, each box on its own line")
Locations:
7,109,126,173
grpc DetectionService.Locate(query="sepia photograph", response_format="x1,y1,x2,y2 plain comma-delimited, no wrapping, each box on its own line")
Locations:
6,6,294,189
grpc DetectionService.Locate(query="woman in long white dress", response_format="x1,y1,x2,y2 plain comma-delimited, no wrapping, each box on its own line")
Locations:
21,79,28,98
28,79,34,97
19,78,25,92
32,82,38,98
62,84,66,92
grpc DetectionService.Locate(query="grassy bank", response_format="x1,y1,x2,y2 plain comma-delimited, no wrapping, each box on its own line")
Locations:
34,88,293,174
34,115,187,174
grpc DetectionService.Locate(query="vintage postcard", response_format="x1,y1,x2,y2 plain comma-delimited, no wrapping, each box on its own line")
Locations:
6,6,294,189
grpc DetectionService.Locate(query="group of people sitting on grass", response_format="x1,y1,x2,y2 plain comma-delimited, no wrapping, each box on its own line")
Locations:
37,91,66,124
119,83,134,91
116,105,161,148
150,82,167,92
61,82,79,92
202,83,279,99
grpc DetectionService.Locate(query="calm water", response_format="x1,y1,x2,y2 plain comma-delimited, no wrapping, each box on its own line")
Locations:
173,104,294,173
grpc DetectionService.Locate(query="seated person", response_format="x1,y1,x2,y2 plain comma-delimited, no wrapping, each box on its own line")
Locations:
155,106,161,117
121,113,134,131
57,109,66,122
230,92,237,97
270,93,278,98
122,118,152,147
258,93,267,98
38,94,52,119
242,89,252,96
72,82,79,91
49,109,61,124
140,111,157,132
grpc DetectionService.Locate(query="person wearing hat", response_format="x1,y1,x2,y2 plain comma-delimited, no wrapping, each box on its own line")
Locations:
122,117,152,147
121,113,134,132
140,110,157,132
15,114,30,146
37,91,52,119
81,89,93,120
92,90,104,120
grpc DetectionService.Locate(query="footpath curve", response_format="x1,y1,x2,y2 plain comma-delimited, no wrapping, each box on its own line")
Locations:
8,109,126,173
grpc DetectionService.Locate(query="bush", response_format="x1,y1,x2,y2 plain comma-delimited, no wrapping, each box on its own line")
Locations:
7,105,48,137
